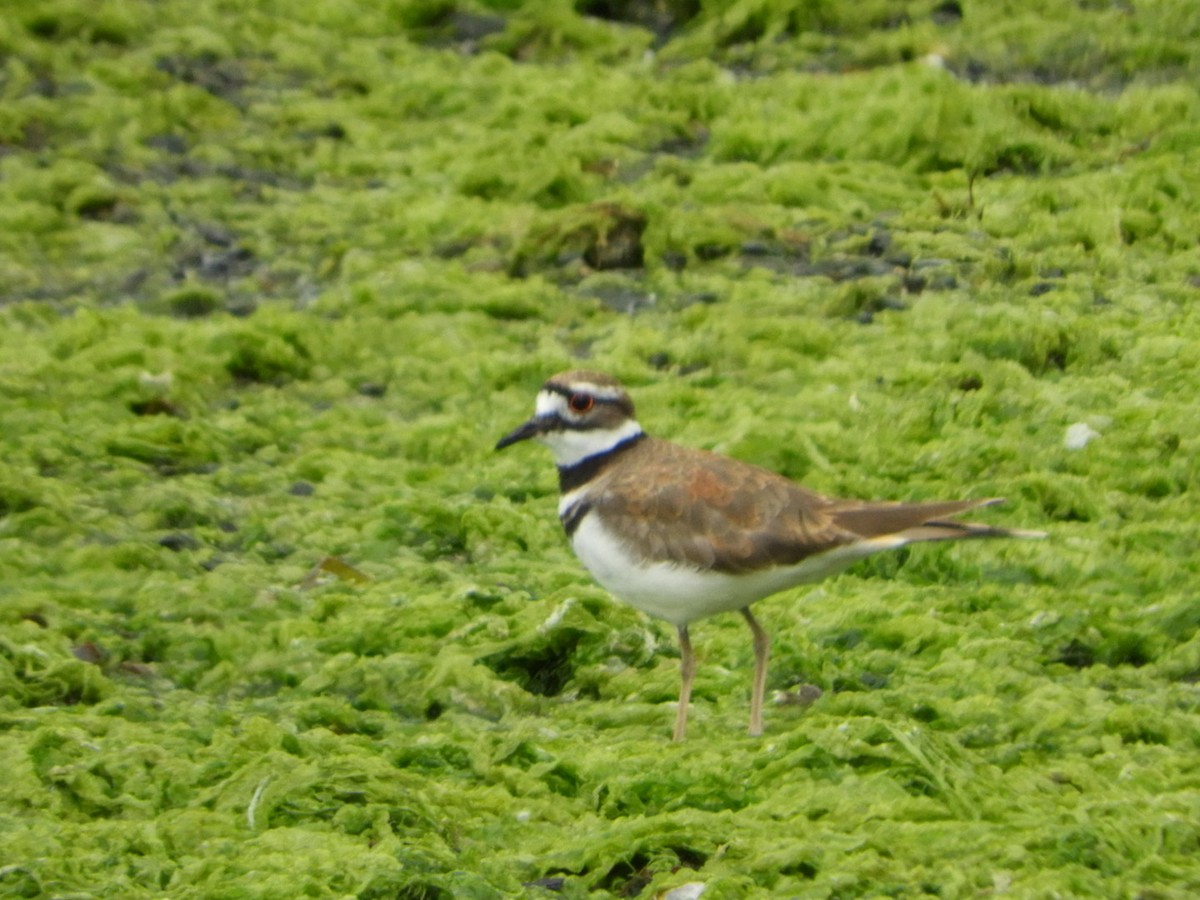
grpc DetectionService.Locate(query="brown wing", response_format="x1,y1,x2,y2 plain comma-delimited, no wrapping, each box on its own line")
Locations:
589,438,856,573
588,439,1040,573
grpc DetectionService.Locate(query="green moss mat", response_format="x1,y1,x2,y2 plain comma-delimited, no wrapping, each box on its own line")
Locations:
1,1,1198,897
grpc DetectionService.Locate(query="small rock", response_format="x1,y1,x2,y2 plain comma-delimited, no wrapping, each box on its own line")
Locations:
72,642,105,665
357,381,388,398
159,533,200,552
661,250,687,271
931,0,963,24
774,684,824,707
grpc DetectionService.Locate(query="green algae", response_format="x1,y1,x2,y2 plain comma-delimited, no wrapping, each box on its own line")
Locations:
1,0,1200,897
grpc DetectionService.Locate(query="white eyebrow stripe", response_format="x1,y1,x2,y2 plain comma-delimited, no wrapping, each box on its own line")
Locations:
564,382,625,401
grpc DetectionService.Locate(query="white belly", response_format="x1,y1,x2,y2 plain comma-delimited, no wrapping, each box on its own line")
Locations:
570,513,904,627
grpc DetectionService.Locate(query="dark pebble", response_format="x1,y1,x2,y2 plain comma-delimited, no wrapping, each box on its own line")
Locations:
661,250,687,271
866,232,891,256
159,533,201,552
931,0,963,24
694,242,732,261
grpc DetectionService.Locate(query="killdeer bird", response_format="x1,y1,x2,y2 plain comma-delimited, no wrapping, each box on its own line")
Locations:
496,371,1044,741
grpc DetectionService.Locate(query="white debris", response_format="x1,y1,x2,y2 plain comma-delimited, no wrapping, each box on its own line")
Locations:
1064,422,1101,450
538,598,574,632
138,370,173,392
659,883,706,900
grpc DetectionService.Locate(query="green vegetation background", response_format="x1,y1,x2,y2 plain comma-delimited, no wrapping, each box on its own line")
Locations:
1,0,1198,897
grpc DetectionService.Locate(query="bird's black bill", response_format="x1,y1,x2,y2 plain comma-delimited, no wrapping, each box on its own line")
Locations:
495,418,544,450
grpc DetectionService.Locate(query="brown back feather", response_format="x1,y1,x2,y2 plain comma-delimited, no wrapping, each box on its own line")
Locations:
588,440,1028,573
589,438,853,573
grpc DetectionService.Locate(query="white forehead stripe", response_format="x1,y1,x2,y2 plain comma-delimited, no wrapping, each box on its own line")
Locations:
535,390,567,416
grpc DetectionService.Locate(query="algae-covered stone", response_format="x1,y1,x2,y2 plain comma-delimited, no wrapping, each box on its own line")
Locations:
221,329,314,384
164,284,223,318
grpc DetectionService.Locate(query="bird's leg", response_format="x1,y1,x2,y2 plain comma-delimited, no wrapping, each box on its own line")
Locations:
673,625,695,742
741,607,770,737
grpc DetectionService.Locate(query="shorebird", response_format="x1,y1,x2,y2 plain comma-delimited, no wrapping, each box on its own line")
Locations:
497,371,1044,740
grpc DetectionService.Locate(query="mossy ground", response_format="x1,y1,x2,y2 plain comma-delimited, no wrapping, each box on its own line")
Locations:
1,1,1199,897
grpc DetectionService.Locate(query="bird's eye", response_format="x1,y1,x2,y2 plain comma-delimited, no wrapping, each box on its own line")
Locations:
568,393,595,413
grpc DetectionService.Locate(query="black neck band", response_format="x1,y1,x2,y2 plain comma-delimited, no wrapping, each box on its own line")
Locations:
557,432,645,494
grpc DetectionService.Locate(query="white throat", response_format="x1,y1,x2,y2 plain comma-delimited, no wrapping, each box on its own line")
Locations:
539,417,643,468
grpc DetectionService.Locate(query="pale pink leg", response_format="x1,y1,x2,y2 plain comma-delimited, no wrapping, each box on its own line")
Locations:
741,607,770,737
673,625,695,742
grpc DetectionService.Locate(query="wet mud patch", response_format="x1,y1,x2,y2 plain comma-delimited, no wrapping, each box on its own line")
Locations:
577,0,702,45
510,203,647,278
481,629,587,698
155,52,249,101
595,844,707,897
403,6,508,52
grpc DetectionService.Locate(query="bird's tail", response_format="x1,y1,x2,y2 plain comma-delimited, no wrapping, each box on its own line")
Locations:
831,497,1047,543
